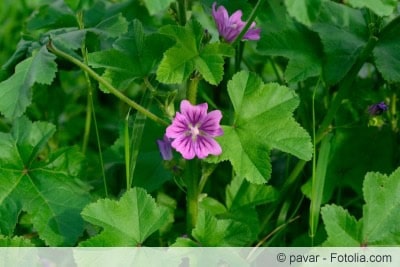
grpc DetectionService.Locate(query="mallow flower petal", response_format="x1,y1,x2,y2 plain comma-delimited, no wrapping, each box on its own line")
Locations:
194,136,222,158
211,2,260,43
180,100,207,124
166,112,189,138
171,135,196,160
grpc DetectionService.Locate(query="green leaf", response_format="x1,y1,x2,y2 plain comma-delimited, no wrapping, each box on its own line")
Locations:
346,0,397,17
258,1,322,83
362,168,400,245
80,187,169,246
321,167,400,246
309,134,332,238
259,28,322,83
321,204,361,246
171,237,200,247
26,0,77,31
50,28,87,51
326,126,394,195
312,1,368,85
0,46,57,119
88,20,173,90
226,176,278,210
192,209,253,246
0,198,20,236
0,117,90,246
199,196,227,216
285,0,321,26
373,22,400,82
89,13,128,38
156,19,234,85
142,0,175,15
0,235,34,247
208,71,312,184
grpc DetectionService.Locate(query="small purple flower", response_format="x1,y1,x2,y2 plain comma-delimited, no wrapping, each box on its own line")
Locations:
212,2,261,43
157,135,173,160
368,102,388,116
166,100,223,160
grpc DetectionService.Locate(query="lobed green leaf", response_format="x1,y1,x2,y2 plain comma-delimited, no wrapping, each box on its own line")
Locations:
80,187,169,246
0,117,90,246
0,46,57,119
156,19,234,85
209,71,312,184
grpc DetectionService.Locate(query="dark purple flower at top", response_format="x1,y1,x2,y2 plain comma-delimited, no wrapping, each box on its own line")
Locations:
368,101,388,116
212,2,261,43
157,135,173,160
166,100,223,160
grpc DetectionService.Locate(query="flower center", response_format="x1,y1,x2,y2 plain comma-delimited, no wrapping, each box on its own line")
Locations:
188,123,201,140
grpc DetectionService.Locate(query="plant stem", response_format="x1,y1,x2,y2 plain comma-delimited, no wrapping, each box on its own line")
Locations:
185,159,200,233
176,0,187,25
46,41,169,127
77,12,108,197
234,41,244,72
231,0,265,46
124,109,131,190
77,11,91,155
187,74,201,105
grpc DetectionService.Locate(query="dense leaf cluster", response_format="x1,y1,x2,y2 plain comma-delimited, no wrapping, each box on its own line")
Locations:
0,0,399,247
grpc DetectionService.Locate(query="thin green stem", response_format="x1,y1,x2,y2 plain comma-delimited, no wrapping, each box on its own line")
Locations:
390,92,398,132
310,78,318,245
231,0,265,47
198,163,217,193
234,41,244,72
128,89,152,188
249,216,300,257
268,57,284,84
185,159,200,233
124,109,131,190
77,12,91,155
176,0,187,25
77,12,107,196
187,75,201,105
46,41,169,127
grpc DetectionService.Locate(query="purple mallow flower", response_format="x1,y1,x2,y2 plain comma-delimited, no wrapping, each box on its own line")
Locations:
157,135,173,161
166,100,223,160
212,2,261,43
368,102,388,116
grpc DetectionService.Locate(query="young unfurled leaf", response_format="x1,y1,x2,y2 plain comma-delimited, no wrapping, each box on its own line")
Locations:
207,71,312,184
80,187,169,246
156,19,234,85
0,46,57,119
0,117,90,246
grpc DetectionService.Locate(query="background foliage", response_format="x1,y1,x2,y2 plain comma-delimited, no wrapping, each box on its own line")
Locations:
0,0,399,247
